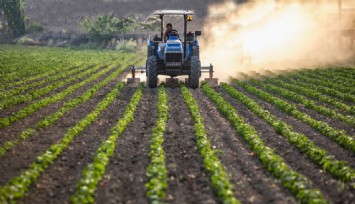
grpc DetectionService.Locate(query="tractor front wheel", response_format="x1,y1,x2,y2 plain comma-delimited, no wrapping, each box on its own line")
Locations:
147,56,157,88
189,56,201,89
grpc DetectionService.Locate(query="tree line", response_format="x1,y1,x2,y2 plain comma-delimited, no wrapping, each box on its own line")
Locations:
0,0,26,36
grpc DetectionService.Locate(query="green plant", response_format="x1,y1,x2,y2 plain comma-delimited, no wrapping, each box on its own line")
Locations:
71,84,143,203
0,0,26,36
233,80,355,153
0,82,126,203
201,83,328,203
81,13,137,42
146,85,169,203
222,83,355,185
181,85,239,204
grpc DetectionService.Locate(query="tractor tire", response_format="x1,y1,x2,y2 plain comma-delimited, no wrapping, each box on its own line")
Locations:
147,56,158,88
145,60,148,77
189,56,201,89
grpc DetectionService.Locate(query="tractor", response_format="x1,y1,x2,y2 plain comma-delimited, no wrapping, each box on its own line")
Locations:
127,10,217,88
145,10,214,89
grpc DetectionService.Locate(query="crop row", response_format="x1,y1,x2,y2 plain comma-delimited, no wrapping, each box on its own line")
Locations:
0,51,125,99
289,73,355,96
0,57,141,156
0,63,110,110
266,75,355,115
221,83,355,186
233,80,355,153
70,84,143,203
0,45,119,85
0,63,117,128
181,85,239,203
300,69,355,87
0,64,90,100
274,72,355,104
145,86,169,203
302,69,355,91
201,83,328,203
246,77,355,127
0,82,127,203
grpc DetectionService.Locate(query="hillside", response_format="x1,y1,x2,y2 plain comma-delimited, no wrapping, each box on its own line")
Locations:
24,0,229,33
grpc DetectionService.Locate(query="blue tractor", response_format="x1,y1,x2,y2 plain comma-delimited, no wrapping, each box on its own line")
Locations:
146,10,205,89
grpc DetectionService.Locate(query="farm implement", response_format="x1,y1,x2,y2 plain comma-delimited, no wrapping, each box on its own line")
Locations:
127,10,218,88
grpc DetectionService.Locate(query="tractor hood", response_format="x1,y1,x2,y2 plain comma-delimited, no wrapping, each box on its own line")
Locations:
165,36,183,53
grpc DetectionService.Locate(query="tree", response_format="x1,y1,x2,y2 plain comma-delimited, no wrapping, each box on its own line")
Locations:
82,13,137,42
0,0,26,36
140,16,161,32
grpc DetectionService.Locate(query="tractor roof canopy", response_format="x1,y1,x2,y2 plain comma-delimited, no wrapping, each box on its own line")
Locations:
153,10,194,16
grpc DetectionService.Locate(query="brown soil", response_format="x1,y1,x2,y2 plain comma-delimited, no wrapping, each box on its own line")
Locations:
1,81,354,203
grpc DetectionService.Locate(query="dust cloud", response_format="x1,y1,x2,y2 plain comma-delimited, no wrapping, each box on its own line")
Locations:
199,0,355,81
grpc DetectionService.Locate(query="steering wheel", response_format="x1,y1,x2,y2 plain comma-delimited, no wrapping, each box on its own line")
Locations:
170,30,179,37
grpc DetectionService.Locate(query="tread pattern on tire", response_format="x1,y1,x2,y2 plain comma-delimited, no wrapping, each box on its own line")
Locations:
147,56,157,88
189,56,200,89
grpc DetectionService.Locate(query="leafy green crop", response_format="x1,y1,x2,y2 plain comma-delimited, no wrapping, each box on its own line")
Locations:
0,56,143,157
181,85,239,204
145,86,169,203
234,80,355,153
287,73,355,103
267,75,355,115
222,83,355,186
70,84,143,204
0,63,117,128
0,82,126,203
201,83,328,203
246,77,355,127
0,45,121,86
0,63,106,110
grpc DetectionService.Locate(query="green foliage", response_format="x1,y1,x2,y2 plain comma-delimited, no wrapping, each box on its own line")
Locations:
26,21,43,33
0,63,105,110
0,0,26,36
0,82,126,203
140,16,161,31
222,83,355,186
246,77,355,127
201,83,328,203
0,63,114,127
0,56,144,157
269,75,355,115
233,80,355,153
146,86,169,203
180,85,240,204
116,40,140,53
0,45,121,84
82,13,137,42
71,84,143,203
287,72,355,103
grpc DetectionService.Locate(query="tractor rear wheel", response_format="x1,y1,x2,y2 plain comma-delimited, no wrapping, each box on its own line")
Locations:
189,56,201,89
147,56,157,88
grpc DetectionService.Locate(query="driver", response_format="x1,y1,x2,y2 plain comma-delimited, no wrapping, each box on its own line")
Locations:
164,23,178,41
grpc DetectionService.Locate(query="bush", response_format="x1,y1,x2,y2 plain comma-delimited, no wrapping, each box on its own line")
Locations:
116,40,139,52
27,21,43,34
81,13,136,43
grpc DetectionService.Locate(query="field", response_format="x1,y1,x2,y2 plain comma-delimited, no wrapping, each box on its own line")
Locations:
0,45,354,204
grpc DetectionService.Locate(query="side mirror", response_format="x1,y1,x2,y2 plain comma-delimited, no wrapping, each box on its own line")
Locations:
195,31,202,36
